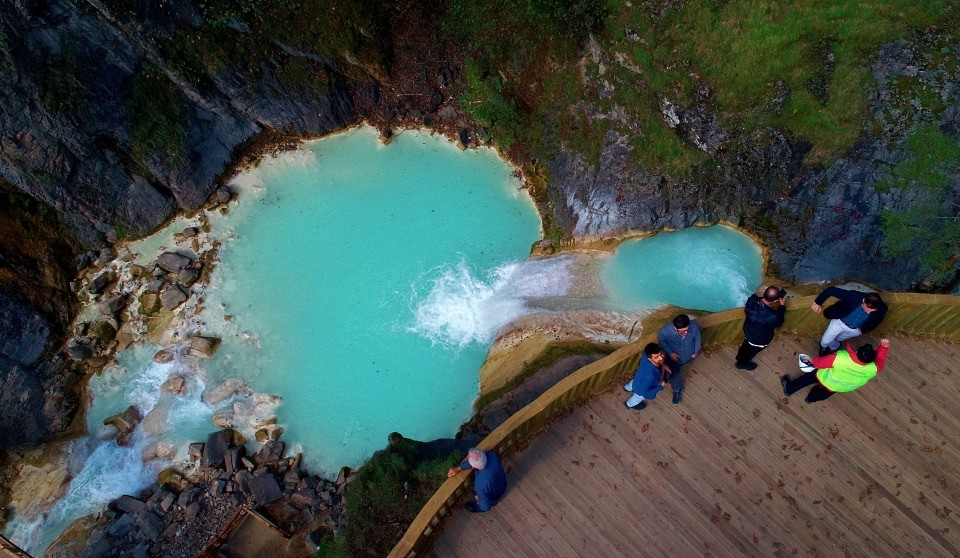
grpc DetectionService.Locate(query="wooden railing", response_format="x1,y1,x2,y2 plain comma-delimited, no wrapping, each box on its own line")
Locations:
0,535,32,558
389,293,960,558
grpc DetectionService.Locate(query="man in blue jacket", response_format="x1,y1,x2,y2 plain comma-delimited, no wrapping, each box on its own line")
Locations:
811,287,887,356
623,342,669,410
447,448,508,513
735,286,787,371
658,314,701,404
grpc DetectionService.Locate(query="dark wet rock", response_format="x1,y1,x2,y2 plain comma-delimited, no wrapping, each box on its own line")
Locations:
160,285,188,310
135,511,165,542
215,187,233,204
224,446,245,476
202,429,240,469
97,295,125,315
177,267,200,288
112,495,146,515
156,252,192,273
254,440,285,465
249,475,282,505
87,271,116,294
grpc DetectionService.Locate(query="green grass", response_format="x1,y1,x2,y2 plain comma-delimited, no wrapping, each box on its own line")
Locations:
599,1,954,167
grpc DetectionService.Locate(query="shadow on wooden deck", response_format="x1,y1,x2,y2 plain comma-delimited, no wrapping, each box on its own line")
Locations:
428,334,960,557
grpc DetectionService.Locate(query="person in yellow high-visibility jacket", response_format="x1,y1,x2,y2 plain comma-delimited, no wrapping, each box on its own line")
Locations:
780,338,890,403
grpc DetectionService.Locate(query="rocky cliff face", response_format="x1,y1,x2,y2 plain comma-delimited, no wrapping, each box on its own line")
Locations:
0,1,958,450
548,39,960,291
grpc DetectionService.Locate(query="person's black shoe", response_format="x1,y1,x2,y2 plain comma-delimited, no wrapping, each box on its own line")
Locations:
624,401,647,411
672,390,683,405
780,375,790,396
464,501,482,513
735,361,757,371
818,345,834,357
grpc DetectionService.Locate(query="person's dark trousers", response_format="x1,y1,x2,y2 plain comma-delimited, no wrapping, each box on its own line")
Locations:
667,359,684,391
784,373,835,403
735,339,765,365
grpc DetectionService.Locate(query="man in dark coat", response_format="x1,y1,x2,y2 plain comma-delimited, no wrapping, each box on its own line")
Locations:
735,286,786,370
811,287,887,356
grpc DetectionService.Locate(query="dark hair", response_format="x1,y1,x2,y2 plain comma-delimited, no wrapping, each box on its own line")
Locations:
644,342,663,357
673,314,691,329
763,286,782,302
863,292,883,309
856,344,877,363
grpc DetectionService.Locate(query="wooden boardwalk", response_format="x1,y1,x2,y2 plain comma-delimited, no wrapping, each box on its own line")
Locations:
428,334,960,557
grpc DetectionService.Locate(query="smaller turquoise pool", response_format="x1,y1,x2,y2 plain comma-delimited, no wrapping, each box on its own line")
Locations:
602,226,763,312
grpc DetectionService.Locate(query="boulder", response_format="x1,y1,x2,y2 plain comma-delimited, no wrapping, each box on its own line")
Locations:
160,376,186,395
187,336,220,358
153,349,175,363
135,512,165,542
89,317,118,346
144,277,166,293
188,443,204,461
138,292,161,316
212,411,233,429
95,247,116,267
141,440,176,462
225,446,245,476
66,342,92,361
177,487,198,507
216,187,232,204
204,379,251,406
160,285,188,310
112,495,146,515
291,488,318,509
129,263,148,277
177,267,200,287
103,405,142,436
254,440,285,465
156,252,192,273
97,295,126,315
88,271,115,294
184,502,200,521
201,428,240,468
249,475,282,506
140,401,171,437
235,470,253,496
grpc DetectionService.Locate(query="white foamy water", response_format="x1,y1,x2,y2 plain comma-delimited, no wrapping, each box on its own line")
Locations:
411,256,574,348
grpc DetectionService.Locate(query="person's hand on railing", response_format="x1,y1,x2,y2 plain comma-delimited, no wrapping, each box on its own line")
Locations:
880,338,890,347
447,465,462,478
811,302,822,313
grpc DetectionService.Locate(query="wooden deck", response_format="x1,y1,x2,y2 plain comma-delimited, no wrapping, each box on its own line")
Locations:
428,334,960,557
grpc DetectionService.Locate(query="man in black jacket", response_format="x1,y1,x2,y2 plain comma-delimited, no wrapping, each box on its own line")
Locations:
735,286,787,371
811,287,887,356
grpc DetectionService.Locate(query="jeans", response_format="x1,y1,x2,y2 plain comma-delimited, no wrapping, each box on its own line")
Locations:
820,319,861,352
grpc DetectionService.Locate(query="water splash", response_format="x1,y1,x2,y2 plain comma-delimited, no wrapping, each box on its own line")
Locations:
410,256,574,348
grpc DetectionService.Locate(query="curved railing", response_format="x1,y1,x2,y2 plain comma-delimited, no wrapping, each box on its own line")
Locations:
389,293,960,557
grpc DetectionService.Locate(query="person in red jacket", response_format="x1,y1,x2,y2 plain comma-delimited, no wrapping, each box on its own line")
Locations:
781,338,890,403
